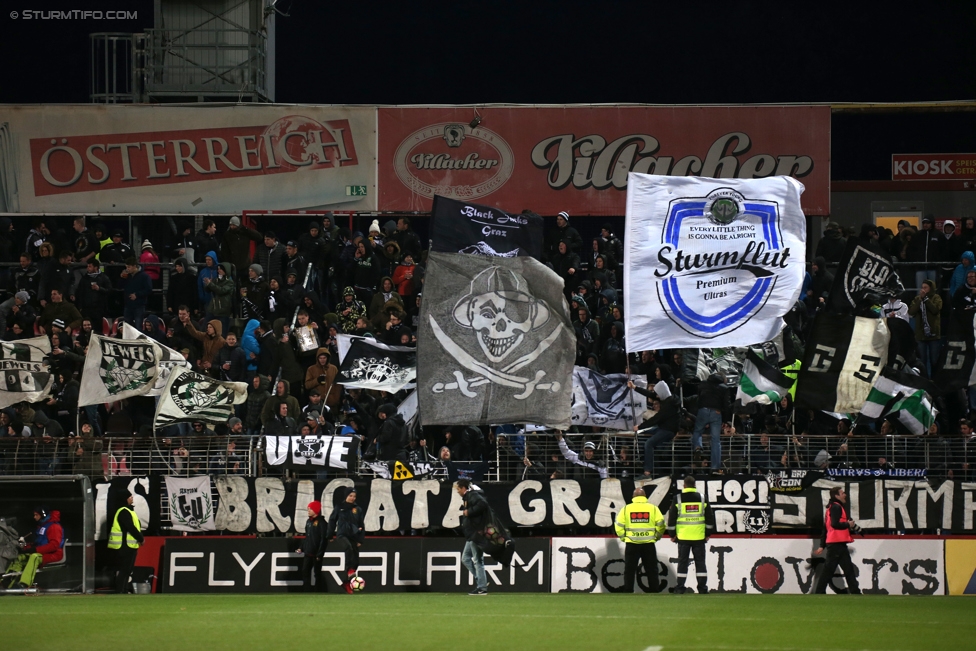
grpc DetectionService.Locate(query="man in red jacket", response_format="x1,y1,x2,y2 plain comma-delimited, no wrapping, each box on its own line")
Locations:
814,486,861,594
3,507,63,589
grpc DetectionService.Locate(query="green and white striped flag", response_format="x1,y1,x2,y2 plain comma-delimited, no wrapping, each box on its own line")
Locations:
737,349,794,405
860,368,937,435
153,366,247,428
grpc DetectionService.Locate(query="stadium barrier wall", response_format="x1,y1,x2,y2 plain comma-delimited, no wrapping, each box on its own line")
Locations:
550,536,947,595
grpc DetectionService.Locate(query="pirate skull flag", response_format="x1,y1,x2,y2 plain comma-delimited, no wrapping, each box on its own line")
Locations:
0,336,54,409
122,323,191,396
419,252,574,429
153,365,248,428
78,334,160,406
571,367,648,430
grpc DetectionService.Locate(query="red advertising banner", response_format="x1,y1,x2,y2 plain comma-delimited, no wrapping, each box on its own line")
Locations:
378,106,830,216
892,153,976,181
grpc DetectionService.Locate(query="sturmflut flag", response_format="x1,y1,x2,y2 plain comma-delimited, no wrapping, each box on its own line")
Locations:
78,334,160,406
624,174,806,349
571,368,647,430
418,252,575,429
430,195,544,259
154,366,247,427
737,349,795,406
336,335,416,394
0,336,54,409
860,368,937,435
795,315,890,413
123,323,191,396
165,475,216,532
264,435,356,470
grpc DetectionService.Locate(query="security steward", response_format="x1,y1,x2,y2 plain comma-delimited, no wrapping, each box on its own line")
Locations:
814,486,862,594
108,491,144,594
667,475,715,594
614,487,666,593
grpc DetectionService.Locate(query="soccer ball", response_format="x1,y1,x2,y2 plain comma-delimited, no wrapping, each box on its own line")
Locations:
350,575,366,592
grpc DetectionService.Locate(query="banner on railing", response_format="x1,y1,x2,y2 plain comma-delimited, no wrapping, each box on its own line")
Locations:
210,476,674,535
264,435,357,471
93,476,159,540
164,476,216,532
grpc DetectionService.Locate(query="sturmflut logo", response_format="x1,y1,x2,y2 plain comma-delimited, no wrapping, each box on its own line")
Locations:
654,188,792,338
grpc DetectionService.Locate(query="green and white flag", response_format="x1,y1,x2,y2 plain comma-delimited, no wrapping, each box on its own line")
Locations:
78,334,160,406
737,349,794,405
122,323,191,396
860,368,937,435
153,366,247,428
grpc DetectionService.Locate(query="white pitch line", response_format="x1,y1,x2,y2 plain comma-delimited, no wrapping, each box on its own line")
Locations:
642,646,663,651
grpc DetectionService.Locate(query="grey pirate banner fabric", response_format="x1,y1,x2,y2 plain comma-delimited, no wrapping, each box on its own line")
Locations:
418,252,574,429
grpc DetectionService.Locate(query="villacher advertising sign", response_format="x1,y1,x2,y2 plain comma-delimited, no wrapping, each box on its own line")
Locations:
0,105,376,212
378,105,830,216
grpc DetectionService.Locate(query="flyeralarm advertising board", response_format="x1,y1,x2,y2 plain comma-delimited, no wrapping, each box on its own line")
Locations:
0,105,376,213
378,106,830,216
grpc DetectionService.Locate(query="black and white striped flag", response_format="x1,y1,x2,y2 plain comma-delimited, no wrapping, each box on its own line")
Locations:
0,336,53,408
795,314,890,413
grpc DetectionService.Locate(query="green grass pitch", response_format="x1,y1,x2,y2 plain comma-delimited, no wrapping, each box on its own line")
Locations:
3,593,973,650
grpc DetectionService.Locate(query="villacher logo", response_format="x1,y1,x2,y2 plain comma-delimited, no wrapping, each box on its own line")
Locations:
654,187,792,338
393,123,515,201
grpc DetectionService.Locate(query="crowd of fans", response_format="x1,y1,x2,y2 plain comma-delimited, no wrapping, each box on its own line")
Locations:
0,213,973,482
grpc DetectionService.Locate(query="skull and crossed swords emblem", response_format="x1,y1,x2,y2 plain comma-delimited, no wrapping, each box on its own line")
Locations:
430,266,561,399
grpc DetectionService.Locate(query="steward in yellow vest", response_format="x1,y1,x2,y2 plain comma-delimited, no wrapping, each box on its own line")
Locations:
666,476,715,594
615,488,666,593
109,492,144,594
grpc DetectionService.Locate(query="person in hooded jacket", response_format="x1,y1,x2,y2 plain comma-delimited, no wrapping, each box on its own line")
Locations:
120,258,152,327
379,240,401,279
601,321,627,374
373,404,406,461
244,375,270,435
815,222,847,264
909,279,942,378
304,348,341,411
260,379,302,427
264,401,298,436
550,240,581,294
336,286,367,333
241,319,261,378
948,250,975,296
328,487,366,594
632,380,681,477
574,305,600,366
368,276,403,318
3,507,64,589
185,319,226,376
241,264,270,321
167,257,199,316
140,314,167,344
197,251,221,310
202,261,235,332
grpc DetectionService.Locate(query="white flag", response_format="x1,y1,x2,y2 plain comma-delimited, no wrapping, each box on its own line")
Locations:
571,367,647,429
122,323,191,396
624,174,806,349
164,476,216,532
78,334,160,406
0,337,54,409
153,366,247,427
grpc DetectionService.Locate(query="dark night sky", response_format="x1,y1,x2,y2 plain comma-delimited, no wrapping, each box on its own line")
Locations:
1,1,974,178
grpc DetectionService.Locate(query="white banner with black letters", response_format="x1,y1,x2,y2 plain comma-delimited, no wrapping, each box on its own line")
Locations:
264,435,357,471
164,475,216,532
624,174,806,349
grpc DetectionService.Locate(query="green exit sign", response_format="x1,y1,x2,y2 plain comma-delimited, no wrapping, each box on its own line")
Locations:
346,185,368,196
